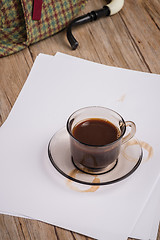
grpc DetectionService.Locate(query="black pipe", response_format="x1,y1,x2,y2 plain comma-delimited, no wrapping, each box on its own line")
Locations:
67,6,110,50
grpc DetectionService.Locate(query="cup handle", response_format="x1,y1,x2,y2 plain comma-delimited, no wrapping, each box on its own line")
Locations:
122,121,136,144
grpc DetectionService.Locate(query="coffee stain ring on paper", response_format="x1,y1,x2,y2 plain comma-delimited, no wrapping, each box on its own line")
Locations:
67,169,100,192
122,139,153,162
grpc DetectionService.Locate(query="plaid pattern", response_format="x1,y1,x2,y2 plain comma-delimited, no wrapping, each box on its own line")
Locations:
0,0,88,57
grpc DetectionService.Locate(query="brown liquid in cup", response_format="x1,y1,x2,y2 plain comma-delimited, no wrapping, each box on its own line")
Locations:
71,118,121,171
72,118,119,146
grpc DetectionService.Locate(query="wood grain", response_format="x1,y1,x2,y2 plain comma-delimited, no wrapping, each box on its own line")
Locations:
0,0,160,239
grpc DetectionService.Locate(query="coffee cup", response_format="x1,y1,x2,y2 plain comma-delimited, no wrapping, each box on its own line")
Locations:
67,106,136,174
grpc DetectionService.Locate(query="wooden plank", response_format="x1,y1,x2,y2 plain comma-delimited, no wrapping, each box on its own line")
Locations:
120,0,160,74
0,49,33,126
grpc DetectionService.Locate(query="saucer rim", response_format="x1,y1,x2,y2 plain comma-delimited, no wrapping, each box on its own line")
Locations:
48,128,143,186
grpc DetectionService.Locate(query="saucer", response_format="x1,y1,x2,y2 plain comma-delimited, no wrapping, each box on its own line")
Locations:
48,128,143,186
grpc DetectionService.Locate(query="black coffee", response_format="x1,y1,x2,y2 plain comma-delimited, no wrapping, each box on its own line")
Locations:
72,118,119,146
70,118,121,171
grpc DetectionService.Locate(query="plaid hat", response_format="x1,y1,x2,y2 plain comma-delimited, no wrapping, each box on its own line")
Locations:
0,0,87,57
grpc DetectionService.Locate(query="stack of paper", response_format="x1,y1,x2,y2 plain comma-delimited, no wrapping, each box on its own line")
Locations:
0,52,160,240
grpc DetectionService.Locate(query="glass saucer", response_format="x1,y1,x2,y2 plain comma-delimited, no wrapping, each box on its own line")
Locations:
48,128,143,186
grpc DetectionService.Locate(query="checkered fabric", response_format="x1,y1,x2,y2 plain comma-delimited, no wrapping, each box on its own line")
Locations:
0,0,88,57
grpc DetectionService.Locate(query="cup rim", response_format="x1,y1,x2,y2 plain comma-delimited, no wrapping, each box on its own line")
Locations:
66,106,126,148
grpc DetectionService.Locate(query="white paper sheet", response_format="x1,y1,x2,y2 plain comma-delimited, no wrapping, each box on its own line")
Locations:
130,175,160,239
150,210,160,240
0,53,160,240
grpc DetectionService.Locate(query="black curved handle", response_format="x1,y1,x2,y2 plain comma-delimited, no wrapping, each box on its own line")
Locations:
67,6,110,50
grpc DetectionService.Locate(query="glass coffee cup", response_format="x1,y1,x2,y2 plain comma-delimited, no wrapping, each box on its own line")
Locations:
67,106,136,174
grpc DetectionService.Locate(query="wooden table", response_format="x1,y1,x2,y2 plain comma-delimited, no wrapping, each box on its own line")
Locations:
0,0,160,239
